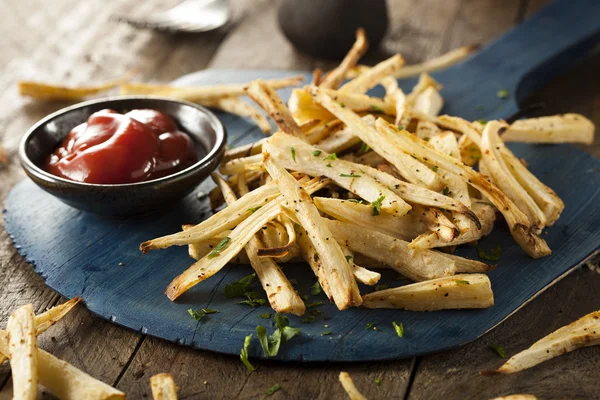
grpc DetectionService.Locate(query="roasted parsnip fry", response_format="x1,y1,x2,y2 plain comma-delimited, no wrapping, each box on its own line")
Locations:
8,304,37,400
266,131,412,216
320,88,396,115
200,96,271,134
309,86,444,190
325,220,456,281
413,86,444,118
19,74,130,100
362,274,494,310
288,88,336,124
257,214,297,258
339,246,381,286
375,118,550,258
482,121,547,231
416,120,442,140
502,114,594,144
482,310,600,376
339,372,368,400
440,252,495,273
0,330,125,400
215,173,305,315
491,395,537,400
406,73,442,104
437,115,483,148
314,197,425,241
320,28,368,89
245,79,304,137
150,373,178,400
393,45,478,79
219,153,264,175
223,139,267,162
262,146,362,309
121,75,304,101
410,204,458,244
340,54,405,94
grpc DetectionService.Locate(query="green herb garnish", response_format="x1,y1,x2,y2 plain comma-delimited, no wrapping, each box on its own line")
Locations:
476,244,502,261
497,89,509,99
188,308,218,321
310,281,322,296
224,274,256,298
371,105,384,113
302,315,315,323
431,165,439,172
305,301,323,308
247,205,262,213
240,334,255,372
258,313,272,319
345,255,353,262
238,291,267,307
371,195,385,216
393,321,404,337
442,187,450,196
366,322,376,330
290,147,296,162
323,153,338,161
340,173,361,178
256,314,301,357
360,142,370,153
455,279,470,285
265,383,281,396
208,237,231,258
476,119,487,125
347,199,367,205
312,150,322,157
374,377,382,386
489,344,507,358
340,102,345,107
326,163,332,167
374,284,389,291
397,124,404,131
321,330,332,336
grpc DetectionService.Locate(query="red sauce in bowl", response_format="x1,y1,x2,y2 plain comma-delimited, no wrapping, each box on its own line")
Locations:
44,109,197,184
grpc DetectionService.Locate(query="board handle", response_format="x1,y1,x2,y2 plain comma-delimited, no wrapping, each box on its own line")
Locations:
466,0,600,104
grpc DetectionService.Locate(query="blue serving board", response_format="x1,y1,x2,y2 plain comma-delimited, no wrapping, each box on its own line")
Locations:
4,0,600,362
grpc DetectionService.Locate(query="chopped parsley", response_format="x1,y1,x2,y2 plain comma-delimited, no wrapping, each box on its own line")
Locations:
374,284,389,291
188,308,218,321
265,383,281,396
371,105,384,113
247,205,262,213
489,344,507,358
477,119,487,125
366,322,376,330
360,142,370,153
345,255,353,262
340,102,345,108
208,237,231,258
371,196,385,216
258,313,272,319
374,377,382,386
340,173,361,178
476,244,502,261
240,334,255,372
323,153,338,161
290,147,296,162
431,165,439,172
347,199,367,205
397,124,404,131
455,279,470,285
310,281,322,296
224,274,256,298
442,187,450,196
497,89,509,99
301,315,315,323
256,314,301,357
305,301,323,308
238,292,267,307
312,150,322,157
326,163,332,167
321,330,332,336
393,321,404,337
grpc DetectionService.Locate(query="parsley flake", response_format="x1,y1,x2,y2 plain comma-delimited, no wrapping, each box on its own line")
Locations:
442,187,450,196
256,314,301,357
312,150,322,157
397,124,404,131
301,315,315,323
374,377,382,386
375,284,389,291
258,313,271,319
305,301,323,308
455,279,470,285
393,321,404,337
265,383,281,396
208,237,231,258
224,274,256,298
310,281,322,296
240,334,255,372
371,195,385,216
321,330,332,336
188,308,219,321
370,105,384,113
247,205,262,213
340,173,361,178
476,244,502,261
489,344,507,358
290,147,296,162
360,142,371,153
366,322,376,330
497,89,509,99
345,255,353,262
323,153,338,161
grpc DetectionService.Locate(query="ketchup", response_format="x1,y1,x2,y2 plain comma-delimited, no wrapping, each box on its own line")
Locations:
45,109,197,184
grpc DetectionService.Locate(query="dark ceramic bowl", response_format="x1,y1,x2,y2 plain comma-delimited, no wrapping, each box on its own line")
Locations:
19,96,227,217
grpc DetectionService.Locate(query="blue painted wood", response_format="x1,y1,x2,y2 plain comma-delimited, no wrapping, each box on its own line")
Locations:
4,0,600,361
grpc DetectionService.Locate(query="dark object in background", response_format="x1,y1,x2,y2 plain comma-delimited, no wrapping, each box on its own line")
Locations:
278,0,388,60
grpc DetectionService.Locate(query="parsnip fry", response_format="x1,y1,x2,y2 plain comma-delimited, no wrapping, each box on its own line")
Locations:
482,310,600,375
200,96,271,134
320,88,396,115
150,373,178,400
406,73,442,104
340,246,381,286
491,395,537,400
393,45,478,79
0,331,124,399
320,28,368,89
263,146,361,310
121,75,304,101
325,220,456,282
375,118,550,258
19,74,130,100
340,54,405,94
309,86,444,190
362,274,494,310
339,372,368,400
8,304,37,400
502,114,594,145
266,131,411,216
413,86,444,118
245,79,304,137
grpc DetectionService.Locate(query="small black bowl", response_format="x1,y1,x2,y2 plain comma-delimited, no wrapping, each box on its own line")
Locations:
19,96,227,217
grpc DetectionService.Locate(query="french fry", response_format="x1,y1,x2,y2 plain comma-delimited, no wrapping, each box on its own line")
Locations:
309,86,444,190
375,118,550,258
215,173,305,315
7,304,38,400
263,146,362,310
339,372,368,400
245,79,304,137
482,310,600,376
325,219,456,282
121,75,304,101
320,28,368,89
19,73,131,100
265,131,412,216
340,54,405,94
362,274,494,310
200,96,271,134
502,114,594,145
150,373,178,400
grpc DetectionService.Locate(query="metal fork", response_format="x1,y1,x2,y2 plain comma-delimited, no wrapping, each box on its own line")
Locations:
112,0,230,34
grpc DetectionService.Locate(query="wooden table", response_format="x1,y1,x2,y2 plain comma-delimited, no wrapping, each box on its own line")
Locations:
1,1,599,398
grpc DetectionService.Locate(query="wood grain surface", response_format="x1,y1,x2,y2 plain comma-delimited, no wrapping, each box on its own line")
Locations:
1,0,598,398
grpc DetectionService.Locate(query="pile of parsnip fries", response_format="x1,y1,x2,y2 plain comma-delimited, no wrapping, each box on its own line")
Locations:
139,29,595,317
